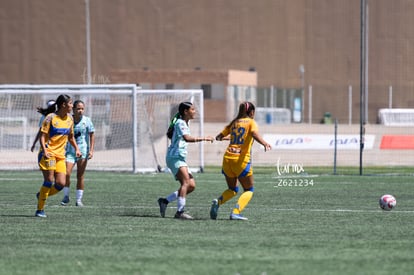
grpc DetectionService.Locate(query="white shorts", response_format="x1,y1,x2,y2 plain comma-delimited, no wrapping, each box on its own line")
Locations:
65,152,87,164
166,156,191,180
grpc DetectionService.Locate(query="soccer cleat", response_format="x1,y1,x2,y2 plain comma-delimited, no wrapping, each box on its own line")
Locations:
61,196,70,206
157,198,168,218
210,199,219,220
35,210,47,218
174,211,194,220
75,201,84,207
230,213,248,221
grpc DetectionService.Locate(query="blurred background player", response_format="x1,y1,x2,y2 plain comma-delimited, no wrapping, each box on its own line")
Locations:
61,100,95,207
158,101,213,219
30,99,56,152
210,101,271,220
35,94,81,218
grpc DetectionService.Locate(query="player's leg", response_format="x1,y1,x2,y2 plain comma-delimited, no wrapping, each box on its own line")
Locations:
158,157,183,218
61,160,75,205
158,157,193,219
210,176,238,220
158,189,179,218
233,177,254,213
174,166,195,219
36,169,55,217
210,158,238,220
220,176,239,206
48,160,66,197
36,154,56,217
230,161,254,220
220,158,239,205
75,158,88,206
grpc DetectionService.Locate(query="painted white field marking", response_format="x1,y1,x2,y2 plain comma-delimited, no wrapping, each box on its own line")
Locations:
2,203,414,214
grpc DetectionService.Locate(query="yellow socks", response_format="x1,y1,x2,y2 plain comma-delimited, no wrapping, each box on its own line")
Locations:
37,181,52,211
232,191,253,214
218,189,238,206
218,187,254,215
48,184,64,196
37,182,64,210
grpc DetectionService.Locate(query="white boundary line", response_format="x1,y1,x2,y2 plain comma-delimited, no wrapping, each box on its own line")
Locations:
2,204,413,213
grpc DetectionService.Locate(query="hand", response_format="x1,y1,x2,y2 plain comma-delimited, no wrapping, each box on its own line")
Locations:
216,134,230,141
264,143,272,152
88,151,94,160
76,149,82,158
205,136,214,143
43,149,51,158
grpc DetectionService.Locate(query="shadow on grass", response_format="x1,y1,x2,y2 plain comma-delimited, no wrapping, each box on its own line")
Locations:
119,212,214,221
0,214,37,218
119,212,160,218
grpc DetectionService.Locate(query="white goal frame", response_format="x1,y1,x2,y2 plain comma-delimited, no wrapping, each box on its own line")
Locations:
0,117,28,150
0,84,204,173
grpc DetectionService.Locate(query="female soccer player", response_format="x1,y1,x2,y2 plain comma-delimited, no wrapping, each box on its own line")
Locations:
210,101,271,220
158,101,213,220
35,94,81,218
61,100,95,207
30,99,56,152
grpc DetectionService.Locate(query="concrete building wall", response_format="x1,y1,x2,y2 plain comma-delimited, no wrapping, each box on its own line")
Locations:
1,0,414,123
110,69,257,122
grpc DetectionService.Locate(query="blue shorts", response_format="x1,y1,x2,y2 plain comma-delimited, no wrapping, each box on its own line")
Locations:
166,156,191,180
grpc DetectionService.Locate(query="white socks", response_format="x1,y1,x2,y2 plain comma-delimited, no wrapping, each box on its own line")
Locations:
177,197,186,212
166,191,179,202
76,189,83,202
165,192,186,212
63,187,84,202
63,187,70,197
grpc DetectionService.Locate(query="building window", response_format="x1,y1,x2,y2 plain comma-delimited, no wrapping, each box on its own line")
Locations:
201,84,212,99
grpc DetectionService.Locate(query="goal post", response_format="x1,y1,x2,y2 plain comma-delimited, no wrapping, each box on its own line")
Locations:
133,89,205,173
0,85,204,173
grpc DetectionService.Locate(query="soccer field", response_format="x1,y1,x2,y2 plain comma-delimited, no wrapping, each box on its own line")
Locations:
1,168,413,275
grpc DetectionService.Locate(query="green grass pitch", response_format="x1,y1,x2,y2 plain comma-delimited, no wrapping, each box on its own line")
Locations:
1,167,413,275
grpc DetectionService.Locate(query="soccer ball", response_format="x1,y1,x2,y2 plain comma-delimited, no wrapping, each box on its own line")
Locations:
379,194,396,211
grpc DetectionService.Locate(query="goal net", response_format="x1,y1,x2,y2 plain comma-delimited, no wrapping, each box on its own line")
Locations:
255,107,291,124
378,108,414,126
0,85,204,173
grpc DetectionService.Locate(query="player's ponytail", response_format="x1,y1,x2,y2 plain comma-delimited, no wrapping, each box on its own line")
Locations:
36,99,56,116
166,112,180,139
166,102,193,139
226,101,255,128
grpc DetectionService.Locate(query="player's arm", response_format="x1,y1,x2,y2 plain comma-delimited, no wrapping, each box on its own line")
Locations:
252,131,272,152
39,132,50,158
216,133,230,141
30,128,41,152
68,132,82,158
88,132,95,159
38,115,50,155
183,134,214,143
216,126,231,141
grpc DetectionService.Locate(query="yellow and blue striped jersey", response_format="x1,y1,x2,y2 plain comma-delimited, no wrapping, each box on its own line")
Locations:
221,117,258,160
40,113,74,160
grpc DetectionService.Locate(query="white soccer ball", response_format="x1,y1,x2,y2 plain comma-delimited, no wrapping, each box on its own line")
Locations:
379,194,396,211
